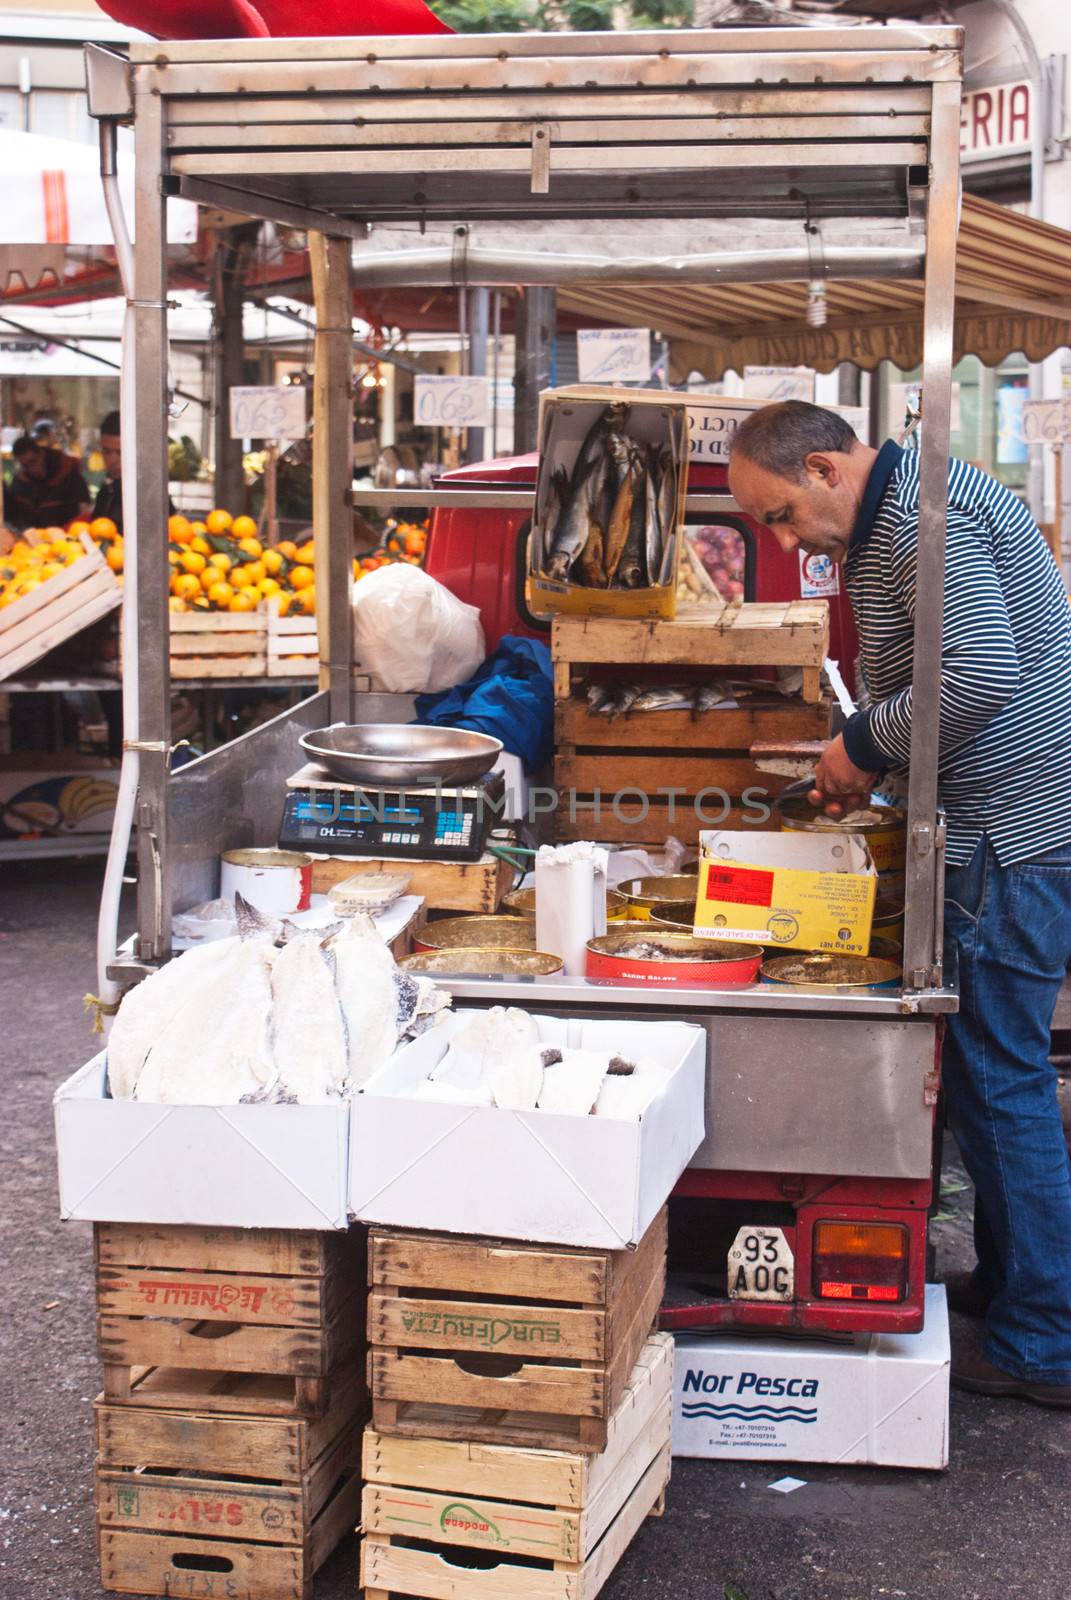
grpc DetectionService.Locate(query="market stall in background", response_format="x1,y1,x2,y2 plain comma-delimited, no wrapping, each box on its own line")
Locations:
43,20,1067,1598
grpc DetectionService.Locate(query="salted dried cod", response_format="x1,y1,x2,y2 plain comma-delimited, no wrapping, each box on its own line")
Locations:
329,914,410,1089
107,936,242,1100
537,1047,613,1117
134,939,277,1105
432,1005,539,1099
270,932,349,1103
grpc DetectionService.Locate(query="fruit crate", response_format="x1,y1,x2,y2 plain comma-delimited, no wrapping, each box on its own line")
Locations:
361,1334,672,1600
168,611,267,679
96,1378,364,1599
551,600,832,845
267,605,318,678
0,535,122,681
95,1223,366,1417
367,1208,666,1453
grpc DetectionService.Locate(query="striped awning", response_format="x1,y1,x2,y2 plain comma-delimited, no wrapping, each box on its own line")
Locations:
558,195,1071,378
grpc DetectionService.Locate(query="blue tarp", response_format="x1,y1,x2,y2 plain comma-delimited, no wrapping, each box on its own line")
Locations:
413,634,553,771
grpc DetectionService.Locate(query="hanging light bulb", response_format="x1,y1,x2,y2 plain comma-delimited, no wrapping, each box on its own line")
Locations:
806,279,828,329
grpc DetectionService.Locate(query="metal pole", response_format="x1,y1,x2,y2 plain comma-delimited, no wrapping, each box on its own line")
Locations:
903,77,962,992
132,83,173,961
491,289,502,459
310,233,354,724
514,286,556,455
465,287,490,464
211,225,252,513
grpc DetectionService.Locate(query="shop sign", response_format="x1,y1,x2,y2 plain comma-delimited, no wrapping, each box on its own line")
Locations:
576,326,651,384
742,366,816,403
961,79,1031,164
413,374,491,429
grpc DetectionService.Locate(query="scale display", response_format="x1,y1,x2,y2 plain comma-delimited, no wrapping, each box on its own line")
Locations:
278,775,502,863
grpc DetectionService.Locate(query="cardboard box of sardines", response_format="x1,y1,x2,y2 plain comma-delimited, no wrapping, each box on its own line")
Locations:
527,385,691,620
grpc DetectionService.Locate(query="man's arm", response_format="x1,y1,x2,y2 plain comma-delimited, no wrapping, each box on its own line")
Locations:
840,510,1020,774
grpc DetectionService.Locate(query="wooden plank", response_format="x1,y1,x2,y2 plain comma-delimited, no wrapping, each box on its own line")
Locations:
268,656,318,677
552,602,829,668
0,562,115,654
608,1208,667,1298
310,850,512,914
170,611,265,633
170,654,267,678
372,1295,606,1362
98,1527,308,1600
554,698,832,748
96,1402,308,1478
368,1397,608,1455
96,1266,330,1328
367,1479,580,1562
581,1446,671,1600
115,1360,362,1419
0,582,121,681
0,545,110,635
170,631,270,655
361,1428,583,1509
306,1468,362,1572
97,1316,331,1379
372,1351,604,1420
370,1231,610,1306
93,1223,342,1277
554,751,792,796
96,1469,309,1546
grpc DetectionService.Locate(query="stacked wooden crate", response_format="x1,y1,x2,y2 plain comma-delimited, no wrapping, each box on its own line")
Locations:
0,536,121,681
360,1209,671,1599
93,1222,366,1599
267,605,319,678
552,600,833,847
168,611,268,679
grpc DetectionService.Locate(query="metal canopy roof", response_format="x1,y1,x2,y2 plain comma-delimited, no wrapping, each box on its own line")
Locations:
558,195,1071,376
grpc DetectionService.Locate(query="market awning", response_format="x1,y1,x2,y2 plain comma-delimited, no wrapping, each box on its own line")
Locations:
555,196,1071,379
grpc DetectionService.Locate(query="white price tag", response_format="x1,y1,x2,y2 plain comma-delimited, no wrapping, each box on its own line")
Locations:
413,375,492,429
576,327,651,384
228,385,307,441
1021,398,1071,446
742,365,816,403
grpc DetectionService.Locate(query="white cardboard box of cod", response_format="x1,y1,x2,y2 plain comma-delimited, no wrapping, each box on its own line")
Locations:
672,1284,949,1470
349,1011,705,1249
53,1052,349,1230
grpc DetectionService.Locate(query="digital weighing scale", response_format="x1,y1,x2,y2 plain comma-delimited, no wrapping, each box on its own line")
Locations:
278,763,505,863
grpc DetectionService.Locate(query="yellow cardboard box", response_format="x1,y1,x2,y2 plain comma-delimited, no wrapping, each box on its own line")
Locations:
695,830,877,957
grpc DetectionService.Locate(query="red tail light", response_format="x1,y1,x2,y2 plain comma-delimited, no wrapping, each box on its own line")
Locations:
813,1221,909,1303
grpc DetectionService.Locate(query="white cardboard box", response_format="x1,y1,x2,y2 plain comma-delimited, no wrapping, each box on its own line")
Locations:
350,1011,706,1249
53,1053,349,1230
672,1284,949,1470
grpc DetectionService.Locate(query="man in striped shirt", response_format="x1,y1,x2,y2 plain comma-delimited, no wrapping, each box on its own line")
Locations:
729,400,1071,1409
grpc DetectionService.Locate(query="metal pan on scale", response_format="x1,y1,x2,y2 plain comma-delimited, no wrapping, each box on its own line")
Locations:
299,723,503,787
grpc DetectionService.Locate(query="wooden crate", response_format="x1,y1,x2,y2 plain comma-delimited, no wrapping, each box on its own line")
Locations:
169,611,267,679
360,1336,672,1599
552,601,830,702
310,850,515,914
267,608,318,678
368,1208,666,1453
553,693,833,847
97,1470,359,1600
0,536,121,681
95,1223,365,1416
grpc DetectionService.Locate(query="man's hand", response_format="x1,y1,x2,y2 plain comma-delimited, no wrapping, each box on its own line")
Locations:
807,733,876,817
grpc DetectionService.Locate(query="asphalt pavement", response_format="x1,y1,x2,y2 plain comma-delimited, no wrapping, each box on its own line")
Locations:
2,858,1069,1600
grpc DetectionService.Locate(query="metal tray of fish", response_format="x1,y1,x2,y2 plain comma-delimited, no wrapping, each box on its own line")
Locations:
299,723,502,786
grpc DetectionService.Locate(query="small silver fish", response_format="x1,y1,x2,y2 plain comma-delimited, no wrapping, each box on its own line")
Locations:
546,451,610,582
644,446,663,584
695,681,734,715
587,683,616,714
656,449,678,587
631,685,695,713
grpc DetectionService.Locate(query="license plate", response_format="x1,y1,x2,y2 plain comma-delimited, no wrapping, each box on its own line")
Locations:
728,1225,794,1301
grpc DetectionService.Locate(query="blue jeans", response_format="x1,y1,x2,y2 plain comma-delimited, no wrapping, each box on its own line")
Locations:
943,837,1071,1383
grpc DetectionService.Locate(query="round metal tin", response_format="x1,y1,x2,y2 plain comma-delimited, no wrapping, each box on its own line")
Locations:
502,886,629,921
760,953,902,989
414,915,538,953
617,874,699,921
585,930,762,987
779,800,907,877
399,947,564,977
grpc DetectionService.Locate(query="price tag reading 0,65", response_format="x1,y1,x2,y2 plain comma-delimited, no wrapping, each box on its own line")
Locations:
228,385,307,442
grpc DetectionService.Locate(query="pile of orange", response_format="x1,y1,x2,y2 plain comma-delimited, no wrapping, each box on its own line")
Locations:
0,525,99,610
355,518,427,580
164,511,316,616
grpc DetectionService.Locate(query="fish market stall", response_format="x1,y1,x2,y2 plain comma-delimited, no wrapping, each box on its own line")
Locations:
57,27,967,1596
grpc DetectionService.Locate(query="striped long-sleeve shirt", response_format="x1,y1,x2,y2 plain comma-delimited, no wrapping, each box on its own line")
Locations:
841,440,1071,867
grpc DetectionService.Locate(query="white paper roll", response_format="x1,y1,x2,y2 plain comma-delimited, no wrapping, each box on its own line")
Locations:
535,843,608,976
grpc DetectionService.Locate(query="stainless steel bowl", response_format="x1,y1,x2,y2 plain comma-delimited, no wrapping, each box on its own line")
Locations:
300,723,503,787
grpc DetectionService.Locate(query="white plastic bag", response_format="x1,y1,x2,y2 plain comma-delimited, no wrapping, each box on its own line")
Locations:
352,564,485,692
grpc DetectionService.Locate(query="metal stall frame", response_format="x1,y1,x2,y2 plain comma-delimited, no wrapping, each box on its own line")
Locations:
86,25,962,1019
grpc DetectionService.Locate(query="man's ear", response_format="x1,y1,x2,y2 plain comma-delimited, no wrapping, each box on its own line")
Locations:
804,450,840,486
